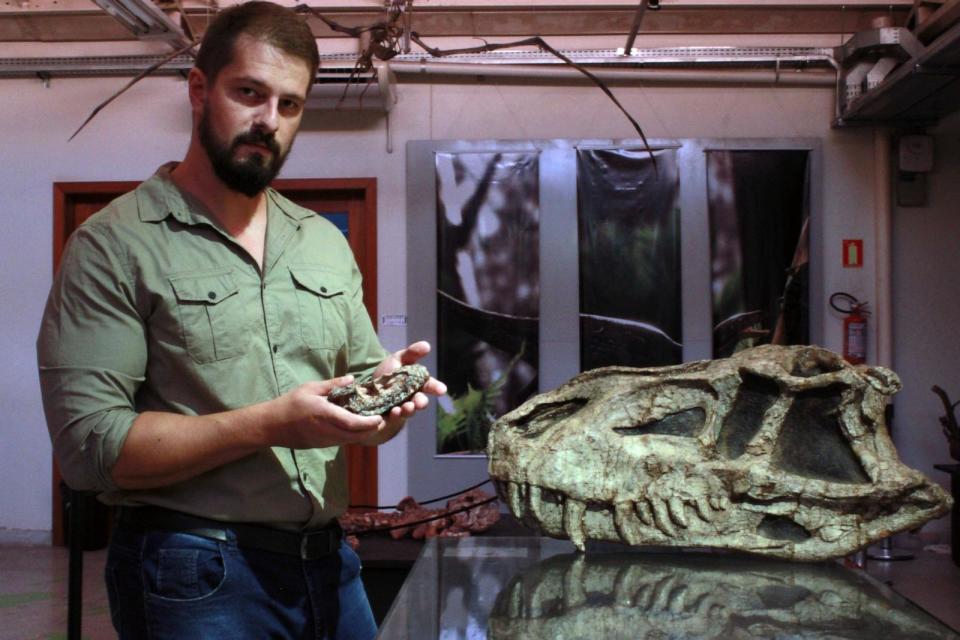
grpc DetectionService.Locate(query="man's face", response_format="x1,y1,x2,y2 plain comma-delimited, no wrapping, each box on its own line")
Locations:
197,35,312,197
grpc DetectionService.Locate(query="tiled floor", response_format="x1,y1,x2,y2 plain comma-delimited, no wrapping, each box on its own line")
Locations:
1,538,958,640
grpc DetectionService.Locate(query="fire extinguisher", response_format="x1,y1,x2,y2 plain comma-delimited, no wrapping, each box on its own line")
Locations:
830,292,869,365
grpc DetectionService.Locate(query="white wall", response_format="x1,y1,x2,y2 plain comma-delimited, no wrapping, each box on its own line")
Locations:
1,48,953,539
891,113,960,505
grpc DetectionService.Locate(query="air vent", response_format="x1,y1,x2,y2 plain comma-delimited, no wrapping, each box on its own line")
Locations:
306,63,395,113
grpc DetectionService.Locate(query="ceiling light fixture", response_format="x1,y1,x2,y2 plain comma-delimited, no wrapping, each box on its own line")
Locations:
91,0,191,49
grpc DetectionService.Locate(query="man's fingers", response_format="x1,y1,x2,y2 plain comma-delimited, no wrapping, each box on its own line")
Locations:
423,378,446,396
330,374,355,389
397,340,431,365
338,413,382,432
306,375,354,396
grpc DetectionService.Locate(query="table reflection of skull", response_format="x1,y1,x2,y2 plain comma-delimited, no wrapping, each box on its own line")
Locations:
487,553,955,639
487,345,951,560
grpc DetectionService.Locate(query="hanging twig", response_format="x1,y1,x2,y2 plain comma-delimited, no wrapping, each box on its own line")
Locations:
69,40,198,141
932,385,960,443
623,0,650,55
410,32,657,171
349,478,492,510
72,0,656,173
173,0,198,44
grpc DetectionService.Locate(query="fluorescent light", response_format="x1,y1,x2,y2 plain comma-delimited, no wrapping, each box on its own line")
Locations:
92,0,191,48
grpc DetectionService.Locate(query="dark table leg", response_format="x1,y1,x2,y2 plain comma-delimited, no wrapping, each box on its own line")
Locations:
66,486,83,640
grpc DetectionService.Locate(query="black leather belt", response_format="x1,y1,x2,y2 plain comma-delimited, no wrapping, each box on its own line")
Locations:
119,506,342,560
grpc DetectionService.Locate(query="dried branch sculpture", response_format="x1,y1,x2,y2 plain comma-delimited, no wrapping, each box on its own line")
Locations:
932,384,960,461
72,0,655,167
339,488,500,547
68,40,198,141
406,32,655,168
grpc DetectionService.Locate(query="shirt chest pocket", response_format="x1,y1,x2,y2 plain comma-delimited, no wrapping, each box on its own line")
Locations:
289,266,348,351
169,270,249,364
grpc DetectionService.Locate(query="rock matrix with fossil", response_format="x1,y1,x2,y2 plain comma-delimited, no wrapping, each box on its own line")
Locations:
487,345,951,561
328,364,429,416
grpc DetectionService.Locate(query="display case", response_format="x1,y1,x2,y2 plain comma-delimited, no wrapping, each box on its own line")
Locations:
378,536,959,639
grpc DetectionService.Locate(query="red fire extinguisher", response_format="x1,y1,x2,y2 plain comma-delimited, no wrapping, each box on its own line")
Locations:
830,292,869,365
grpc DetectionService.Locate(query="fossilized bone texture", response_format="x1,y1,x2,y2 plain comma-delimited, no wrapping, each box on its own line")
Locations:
328,364,429,416
487,345,952,561
487,553,954,639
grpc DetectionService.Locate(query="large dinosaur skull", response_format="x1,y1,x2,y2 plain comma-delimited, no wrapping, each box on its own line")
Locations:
487,345,951,560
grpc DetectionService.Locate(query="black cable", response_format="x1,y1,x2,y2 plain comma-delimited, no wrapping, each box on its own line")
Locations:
347,478,492,510
347,496,499,536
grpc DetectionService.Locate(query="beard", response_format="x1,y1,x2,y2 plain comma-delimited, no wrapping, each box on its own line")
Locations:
199,107,292,197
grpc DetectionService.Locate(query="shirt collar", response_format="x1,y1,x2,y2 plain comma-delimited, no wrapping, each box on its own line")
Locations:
136,162,316,227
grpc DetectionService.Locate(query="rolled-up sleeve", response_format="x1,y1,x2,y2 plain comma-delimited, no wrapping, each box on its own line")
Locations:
37,222,147,491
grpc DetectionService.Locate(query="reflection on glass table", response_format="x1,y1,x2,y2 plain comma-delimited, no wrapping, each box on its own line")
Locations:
377,537,959,639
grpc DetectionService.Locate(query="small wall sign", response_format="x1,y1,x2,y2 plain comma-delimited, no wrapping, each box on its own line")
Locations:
842,239,863,268
381,314,408,327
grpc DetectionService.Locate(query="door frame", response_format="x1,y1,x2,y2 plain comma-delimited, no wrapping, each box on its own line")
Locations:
50,178,379,544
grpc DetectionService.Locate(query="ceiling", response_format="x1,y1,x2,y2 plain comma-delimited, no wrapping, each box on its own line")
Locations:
2,0,959,128
0,1,918,43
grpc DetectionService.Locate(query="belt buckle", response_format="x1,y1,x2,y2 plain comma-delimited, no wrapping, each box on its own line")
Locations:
300,529,337,560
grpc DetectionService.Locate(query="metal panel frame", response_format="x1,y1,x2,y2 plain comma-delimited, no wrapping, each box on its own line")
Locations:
405,137,822,499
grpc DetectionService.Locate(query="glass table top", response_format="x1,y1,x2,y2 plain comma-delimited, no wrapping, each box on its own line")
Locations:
377,536,959,639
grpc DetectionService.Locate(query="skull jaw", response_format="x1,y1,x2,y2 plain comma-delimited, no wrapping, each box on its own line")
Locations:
493,476,951,561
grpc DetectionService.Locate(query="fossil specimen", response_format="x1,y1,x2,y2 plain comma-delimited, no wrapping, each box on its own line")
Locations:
340,488,500,544
487,552,955,639
329,364,429,416
487,345,951,561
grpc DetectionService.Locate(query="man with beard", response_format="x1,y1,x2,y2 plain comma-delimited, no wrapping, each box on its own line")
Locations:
36,3,444,638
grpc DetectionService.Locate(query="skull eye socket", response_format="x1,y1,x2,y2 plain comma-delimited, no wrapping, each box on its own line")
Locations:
613,407,706,438
773,386,870,484
514,399,588,438
718,372,780,459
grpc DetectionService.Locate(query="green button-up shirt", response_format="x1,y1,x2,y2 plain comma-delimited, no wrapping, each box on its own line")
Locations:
37,164,387,529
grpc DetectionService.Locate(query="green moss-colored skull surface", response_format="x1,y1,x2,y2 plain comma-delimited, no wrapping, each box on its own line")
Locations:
487,345,951,561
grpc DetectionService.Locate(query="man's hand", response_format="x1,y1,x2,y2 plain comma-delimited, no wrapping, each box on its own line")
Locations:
271,376,385,449
272,341,445,449
111,343,447,490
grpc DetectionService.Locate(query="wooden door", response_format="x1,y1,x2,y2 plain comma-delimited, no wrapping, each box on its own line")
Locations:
50,178,378,545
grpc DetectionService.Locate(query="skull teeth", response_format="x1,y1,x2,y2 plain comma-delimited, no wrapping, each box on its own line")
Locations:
636,500,654,526
527,485,544,522
507,481,527,518
563,498,587,550
668,497,689,528
502,480,737,547
614,502,644,545
652,500,678,537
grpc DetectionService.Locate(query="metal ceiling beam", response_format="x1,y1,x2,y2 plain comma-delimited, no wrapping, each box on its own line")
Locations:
0,45,838,77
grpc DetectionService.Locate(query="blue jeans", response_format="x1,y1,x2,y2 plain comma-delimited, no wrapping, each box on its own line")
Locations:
105,524,377,639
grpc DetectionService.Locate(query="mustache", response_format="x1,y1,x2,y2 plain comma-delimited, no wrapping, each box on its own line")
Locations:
232,129,281,156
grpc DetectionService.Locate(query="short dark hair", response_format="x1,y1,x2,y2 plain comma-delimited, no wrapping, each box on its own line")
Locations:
195,1,319,87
